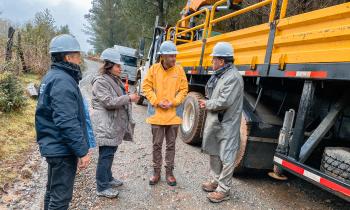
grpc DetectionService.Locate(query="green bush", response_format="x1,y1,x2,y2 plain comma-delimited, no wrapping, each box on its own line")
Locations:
0,72,28,113
0,60,22,73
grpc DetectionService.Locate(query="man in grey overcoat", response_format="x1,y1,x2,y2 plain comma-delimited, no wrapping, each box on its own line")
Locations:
199,42,244,203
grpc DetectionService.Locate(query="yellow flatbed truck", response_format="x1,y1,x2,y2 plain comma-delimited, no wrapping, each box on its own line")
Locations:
138,0,350,201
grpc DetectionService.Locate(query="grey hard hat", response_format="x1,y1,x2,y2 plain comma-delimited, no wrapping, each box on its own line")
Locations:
49,34,81,53
157,41,179,55
100,48,124,65
210,42,234,57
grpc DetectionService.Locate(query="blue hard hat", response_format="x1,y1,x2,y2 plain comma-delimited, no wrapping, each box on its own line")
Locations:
210,42,234,57
157,41,179,55
100,48,124,65
49,34,81,53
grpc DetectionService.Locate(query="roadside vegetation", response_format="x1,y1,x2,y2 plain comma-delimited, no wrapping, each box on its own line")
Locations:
0,73,39,187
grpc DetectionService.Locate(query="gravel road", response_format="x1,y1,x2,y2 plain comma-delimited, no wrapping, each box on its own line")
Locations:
1,59,348,210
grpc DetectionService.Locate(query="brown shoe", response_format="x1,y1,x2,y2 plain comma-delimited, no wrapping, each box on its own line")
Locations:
202,181,218,192
149,169,161,185
207,191,230,203
165,169,177,186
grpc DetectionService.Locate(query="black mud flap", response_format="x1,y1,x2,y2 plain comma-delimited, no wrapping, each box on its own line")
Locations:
241,96,281,170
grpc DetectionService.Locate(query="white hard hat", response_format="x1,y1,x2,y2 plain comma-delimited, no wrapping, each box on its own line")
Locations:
100,48,124,65
49,34,81,53
210,42,234,57
157,41,179,55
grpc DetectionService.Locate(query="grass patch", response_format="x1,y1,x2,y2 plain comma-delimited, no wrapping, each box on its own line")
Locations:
0,73,40,187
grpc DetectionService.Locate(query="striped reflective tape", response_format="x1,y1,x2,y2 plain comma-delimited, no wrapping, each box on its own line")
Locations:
239,70,259,76
284,71,327,78
187,70,198,74
274,156,350,197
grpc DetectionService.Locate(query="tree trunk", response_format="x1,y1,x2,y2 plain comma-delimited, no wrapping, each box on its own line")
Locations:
17,32,28,73
157,0,165,26
5,27,15,62
108,0,114,47
300,0,308,13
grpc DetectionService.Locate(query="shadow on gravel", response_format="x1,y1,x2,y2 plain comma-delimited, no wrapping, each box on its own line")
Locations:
234,169,349,208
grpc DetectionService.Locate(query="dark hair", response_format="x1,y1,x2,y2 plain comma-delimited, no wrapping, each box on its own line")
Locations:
99,60,114,75
51,52,66,62
51,51,79,63
215,56,234,64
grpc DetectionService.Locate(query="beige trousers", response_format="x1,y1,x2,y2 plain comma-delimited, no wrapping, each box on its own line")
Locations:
209,150,238,194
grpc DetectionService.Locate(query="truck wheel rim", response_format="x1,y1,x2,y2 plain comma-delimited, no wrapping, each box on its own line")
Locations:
183,101,195,133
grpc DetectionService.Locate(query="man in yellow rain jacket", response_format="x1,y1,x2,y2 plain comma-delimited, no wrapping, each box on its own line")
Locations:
142,41,188,186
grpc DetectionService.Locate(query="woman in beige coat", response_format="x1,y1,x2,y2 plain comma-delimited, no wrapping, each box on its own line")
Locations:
91,48,139,198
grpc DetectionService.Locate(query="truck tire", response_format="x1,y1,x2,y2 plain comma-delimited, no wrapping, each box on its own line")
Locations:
180,92,206,145
320,147,350,183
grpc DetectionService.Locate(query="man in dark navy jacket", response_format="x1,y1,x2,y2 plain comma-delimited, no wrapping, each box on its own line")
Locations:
35,34,90,210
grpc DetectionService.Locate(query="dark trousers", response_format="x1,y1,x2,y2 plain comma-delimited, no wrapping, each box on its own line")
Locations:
96,146,118,192
151,125,179,170
44,156,78,210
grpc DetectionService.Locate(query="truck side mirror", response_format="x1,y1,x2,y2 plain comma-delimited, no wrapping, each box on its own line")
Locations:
139,38,145,58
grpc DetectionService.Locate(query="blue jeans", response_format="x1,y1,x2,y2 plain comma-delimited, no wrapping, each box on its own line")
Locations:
96,146,118,192
44,156,78,210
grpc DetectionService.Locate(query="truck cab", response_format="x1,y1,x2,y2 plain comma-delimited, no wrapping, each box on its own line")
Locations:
114,45,138,84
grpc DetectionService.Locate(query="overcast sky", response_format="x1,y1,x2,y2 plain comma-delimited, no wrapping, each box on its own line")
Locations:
0,0,93,52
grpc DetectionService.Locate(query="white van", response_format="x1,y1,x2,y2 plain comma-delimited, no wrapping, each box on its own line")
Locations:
114,45,138,84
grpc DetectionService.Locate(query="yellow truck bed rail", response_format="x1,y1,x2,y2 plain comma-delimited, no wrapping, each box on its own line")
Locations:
169,1,350,80
207,0,279,37
273,3,350,65
174,8,210,44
